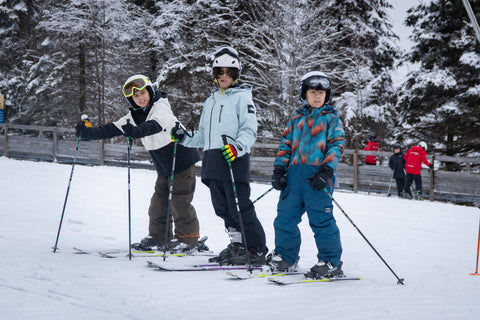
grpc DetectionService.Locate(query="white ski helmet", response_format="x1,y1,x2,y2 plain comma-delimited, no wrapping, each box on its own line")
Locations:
212,46,241,71
419,141,427,151
299,71,332,104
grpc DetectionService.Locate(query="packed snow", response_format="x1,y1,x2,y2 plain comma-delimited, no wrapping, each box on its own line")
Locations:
1,156,479,319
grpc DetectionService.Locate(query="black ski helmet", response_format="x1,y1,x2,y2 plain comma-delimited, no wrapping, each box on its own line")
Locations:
393,143,401,150
299,71,332,105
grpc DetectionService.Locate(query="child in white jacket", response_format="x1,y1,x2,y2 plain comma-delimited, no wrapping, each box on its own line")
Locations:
76,75,203,252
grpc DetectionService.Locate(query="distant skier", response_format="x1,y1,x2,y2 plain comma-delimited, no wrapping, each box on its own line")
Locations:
75,75,204,252
403,141,433,200
363,134,379,165
268,71,345,279
388,144,406,197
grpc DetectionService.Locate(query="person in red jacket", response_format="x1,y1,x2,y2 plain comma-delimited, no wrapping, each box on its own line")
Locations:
403,141,433,199
363,134,379,165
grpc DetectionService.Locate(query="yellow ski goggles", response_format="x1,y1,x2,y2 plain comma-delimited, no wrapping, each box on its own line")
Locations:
122,76,150,98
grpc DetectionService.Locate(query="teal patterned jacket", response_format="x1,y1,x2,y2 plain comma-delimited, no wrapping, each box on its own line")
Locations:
274,104,345,171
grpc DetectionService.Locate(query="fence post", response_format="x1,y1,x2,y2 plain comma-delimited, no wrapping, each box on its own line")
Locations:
353,149,359,193
3,124,7,157
100,140,104,165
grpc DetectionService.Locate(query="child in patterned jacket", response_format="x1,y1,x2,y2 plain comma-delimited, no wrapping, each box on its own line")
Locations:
268,71,346,279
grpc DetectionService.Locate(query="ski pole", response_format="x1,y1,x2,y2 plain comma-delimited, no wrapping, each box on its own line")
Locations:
323,188,405,285
387,173,393,197
52,135,82,252
252,187,274,205
163,138,178,261
222,135,252,272
471,209,480,276
241,186,274,212
126,121,133,260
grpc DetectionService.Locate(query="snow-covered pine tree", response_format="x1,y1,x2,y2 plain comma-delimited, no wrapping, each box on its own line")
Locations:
399,0,480,159
24,0,153,126
0,0,45,123
320,0,401,148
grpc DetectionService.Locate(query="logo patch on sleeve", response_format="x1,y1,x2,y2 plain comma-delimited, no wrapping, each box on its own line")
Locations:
247,104,256,114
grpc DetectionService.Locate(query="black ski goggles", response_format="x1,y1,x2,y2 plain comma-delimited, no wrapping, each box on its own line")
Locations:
304,75,331,91
213,47,239,59
122,76,149,98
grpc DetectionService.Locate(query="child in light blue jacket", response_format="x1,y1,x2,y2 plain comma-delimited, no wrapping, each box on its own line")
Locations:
172,47,268,265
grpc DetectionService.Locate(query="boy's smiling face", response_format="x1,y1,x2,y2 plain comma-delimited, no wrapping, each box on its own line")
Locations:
132,88,150,108
305,88,326,109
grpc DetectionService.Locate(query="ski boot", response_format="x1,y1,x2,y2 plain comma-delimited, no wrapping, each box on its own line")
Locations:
131,235,161,251
306,261,344,279
266,252,299,272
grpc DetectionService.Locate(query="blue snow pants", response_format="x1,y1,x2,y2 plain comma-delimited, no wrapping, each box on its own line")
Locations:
273,164,342,266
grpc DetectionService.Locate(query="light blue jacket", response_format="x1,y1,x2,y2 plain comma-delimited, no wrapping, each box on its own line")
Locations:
183,84,257,156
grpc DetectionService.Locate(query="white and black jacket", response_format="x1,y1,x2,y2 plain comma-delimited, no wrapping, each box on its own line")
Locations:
80,91,199,176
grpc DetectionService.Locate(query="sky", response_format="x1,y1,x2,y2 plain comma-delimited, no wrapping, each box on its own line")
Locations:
387,0,419,85
1,156,479,320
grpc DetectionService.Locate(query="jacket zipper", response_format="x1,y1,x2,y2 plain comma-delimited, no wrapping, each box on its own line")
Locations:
208,101,216,150
218,105,224,123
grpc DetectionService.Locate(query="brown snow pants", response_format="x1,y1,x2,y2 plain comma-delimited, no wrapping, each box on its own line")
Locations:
148,165,199,246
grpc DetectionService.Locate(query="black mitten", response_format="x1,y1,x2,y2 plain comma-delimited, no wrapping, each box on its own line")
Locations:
271,166,287,191
308,166,334,191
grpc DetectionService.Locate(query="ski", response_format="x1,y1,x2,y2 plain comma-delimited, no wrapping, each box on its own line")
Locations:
73,247,155,255
98,251,187,259
147,260,262,272
226,270,305,280
268,275,361,285
73,247,215,258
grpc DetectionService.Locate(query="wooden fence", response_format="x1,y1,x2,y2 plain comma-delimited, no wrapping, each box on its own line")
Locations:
1,123,479,206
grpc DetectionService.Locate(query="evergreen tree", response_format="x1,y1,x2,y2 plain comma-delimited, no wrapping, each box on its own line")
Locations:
320,0,400,148
399,0,480,158
20,0,153,126
0,0,45,123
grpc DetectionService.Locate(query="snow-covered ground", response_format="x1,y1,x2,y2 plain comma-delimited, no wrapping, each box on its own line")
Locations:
1,156,479,319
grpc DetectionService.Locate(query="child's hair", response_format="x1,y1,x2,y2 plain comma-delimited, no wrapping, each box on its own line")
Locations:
212,67,240,81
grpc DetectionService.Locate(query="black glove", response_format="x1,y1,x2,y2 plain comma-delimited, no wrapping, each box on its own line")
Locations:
121,122,140,139
271,166,287,191
75,121,90,140
308,166,334,191
429,163,433,170
170,122,186,143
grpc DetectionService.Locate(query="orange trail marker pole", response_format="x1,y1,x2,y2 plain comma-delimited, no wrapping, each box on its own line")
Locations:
471,211,480,276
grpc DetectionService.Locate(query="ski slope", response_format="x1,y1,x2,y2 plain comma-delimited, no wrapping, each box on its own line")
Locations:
1,157,479,320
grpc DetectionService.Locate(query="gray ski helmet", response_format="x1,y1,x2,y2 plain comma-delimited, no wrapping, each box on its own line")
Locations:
299,71,332,104
122,74,155,109
212,46,241,71
393,143,401,150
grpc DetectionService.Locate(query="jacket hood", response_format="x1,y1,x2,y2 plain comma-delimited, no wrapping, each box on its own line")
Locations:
212,83,252,96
